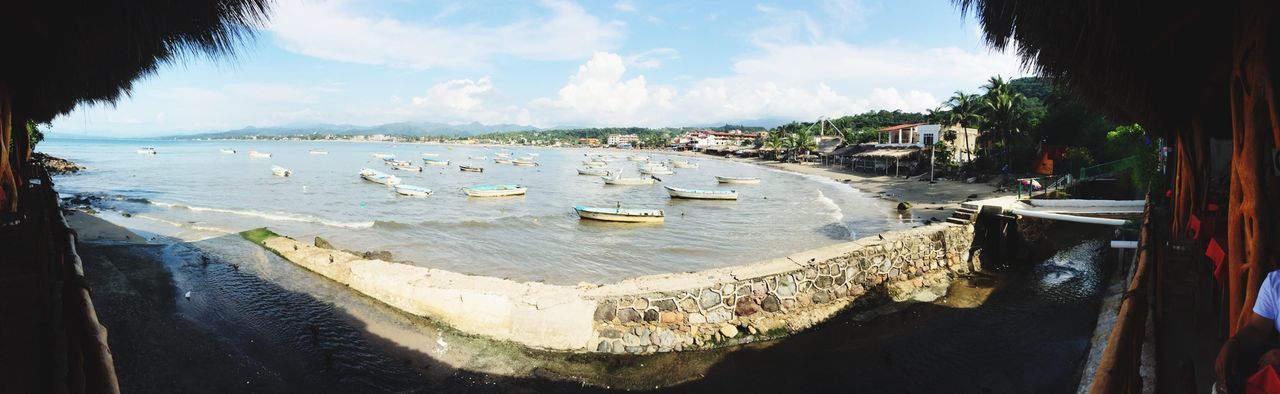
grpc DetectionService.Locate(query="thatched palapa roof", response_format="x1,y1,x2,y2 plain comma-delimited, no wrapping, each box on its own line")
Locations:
1,0,273,122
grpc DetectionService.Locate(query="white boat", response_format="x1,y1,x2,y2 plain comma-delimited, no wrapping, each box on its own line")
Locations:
136,147,157,155
639,166,673,175
271,166,292,177
665,185,737,200
308,149,328,155
422,158,450,166
391,161,423,172
574,206,664,223
249,150,272,158
462,184,527,197
627,155,649,162
219,148,236,154
602,175,654,185
359,168,401,186
583,160,607,167
468,155,487,160
577,167,611,176
511,159,538,166
670,160,698,169
394,184,433,197
372,153,396,160
459,165,484,172
494,158,513,164
715,176,761,184
495,153,511,158
420,153,440,157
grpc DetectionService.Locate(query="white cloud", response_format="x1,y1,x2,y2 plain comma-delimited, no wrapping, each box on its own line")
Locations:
268,0,624,69
624,48,679,69
612,0,636,12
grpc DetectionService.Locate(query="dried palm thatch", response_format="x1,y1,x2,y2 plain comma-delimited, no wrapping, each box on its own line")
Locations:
0,0,272,212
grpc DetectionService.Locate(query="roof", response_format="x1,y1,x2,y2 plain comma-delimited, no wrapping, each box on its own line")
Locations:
851,148,920,159
830,145,860,156
878,123,927,132
815,137,843,154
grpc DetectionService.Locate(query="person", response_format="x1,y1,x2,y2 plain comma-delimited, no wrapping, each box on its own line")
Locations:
1217,270,1280,392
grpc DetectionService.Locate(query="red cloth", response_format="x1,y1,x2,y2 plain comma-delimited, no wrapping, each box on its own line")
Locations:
1247,364,1280,393
1208,238,1227,282
1188,214,1202,240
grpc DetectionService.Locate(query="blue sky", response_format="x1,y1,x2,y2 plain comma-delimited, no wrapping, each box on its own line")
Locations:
51,0,1026,137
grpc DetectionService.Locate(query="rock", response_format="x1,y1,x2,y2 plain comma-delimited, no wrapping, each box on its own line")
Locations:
687,312,707,324
599,328,622,339
643,309,659,322
651,328,677,348
812,290,832,304
611,340,626,354
362,250,394,261
617,308,642,323
734,298,762,317
783,298,796,310
848,284,866,297
761,294,782,312
705,308,732,324
747,325,758,335
314,236,334,249
719,324,739,338
652,299,677,312
912,277,925,288
634,298,650,310
833,284,848,297
36,153,85,175
596,340,613,353
622,332,646,347
815,275,834,288
751,282,767,299
679,298,700,313
120,212,132,218
625,346,645,354
699,289,721,309
659,311,683,324
897,201,912,210
776,275,797,297
594,300,617,321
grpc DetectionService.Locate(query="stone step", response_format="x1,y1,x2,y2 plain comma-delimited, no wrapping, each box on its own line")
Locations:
956,207,978,214
951,212,975,221
945,217,972,225
959,202,981,211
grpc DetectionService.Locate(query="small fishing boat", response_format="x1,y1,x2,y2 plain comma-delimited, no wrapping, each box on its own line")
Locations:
715,176,761,184
495,152,511,158
391,161,423,172
468,155,487,160
249,150,272,158
308,149,328,155
422,158,450,166
574,205,664,223
494,158,513,164
360,168,401,186
665,185,737,200
602,175,655,185
271,166,292,177
670,160,698,169
459,165,484,172
394,184,433,197
627,155,649,162
577,167,611,176
219,148,236,154
639,166,674,175
511,159,538,166
136,147,157,155
462,184,527,197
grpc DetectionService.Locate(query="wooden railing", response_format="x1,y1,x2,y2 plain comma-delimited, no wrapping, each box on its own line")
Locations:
1089,198,1153,393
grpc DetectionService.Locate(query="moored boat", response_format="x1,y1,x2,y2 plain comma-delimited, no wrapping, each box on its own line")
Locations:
394,184,433,197
639,166,673,175
715,176,761,184
574,205,664,223
359,168,401,186
391,161,423,172
136,147,157,155
249,150,272,158
664,185,737,200
271,166,292,177
577,167,611,176
494,158,513,164
462,184,527,197
583,160,607,167
511,159,538,166
670,160,698,169
219,148,236,154
459,165,484,172
627,155,649,162
602,175,655,185
422,158,450,166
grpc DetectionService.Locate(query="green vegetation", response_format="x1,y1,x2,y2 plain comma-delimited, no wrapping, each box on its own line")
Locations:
1103,124,1161,190
240,227,280,245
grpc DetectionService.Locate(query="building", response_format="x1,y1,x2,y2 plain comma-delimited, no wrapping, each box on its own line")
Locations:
876,123,940,147
577,138,600,146
674,129,763,150
606,134,639,146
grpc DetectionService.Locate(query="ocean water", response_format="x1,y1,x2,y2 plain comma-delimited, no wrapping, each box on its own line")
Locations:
43,138,912,284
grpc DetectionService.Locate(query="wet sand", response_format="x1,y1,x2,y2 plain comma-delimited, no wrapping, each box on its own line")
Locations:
71,205,1110,392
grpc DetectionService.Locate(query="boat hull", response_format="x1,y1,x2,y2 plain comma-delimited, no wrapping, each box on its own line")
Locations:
665,185,737,200
423,160,450,166
459,166,484,172
394,185,432,197
463,186,527,197
602,176,654,185
575,207,664,223
715,176,761,184
577,168,610,176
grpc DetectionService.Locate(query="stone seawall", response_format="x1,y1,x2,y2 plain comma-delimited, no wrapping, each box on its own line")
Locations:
253,222,974,354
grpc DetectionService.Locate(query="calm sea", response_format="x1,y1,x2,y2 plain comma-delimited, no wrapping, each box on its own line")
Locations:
42,137,911,284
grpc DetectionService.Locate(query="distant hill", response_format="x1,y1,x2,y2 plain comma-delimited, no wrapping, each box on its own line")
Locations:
178,121,540,139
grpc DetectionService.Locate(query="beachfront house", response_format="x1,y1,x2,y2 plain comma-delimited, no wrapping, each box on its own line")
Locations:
606,134,638,147
877,123,941,147
676,130,763,151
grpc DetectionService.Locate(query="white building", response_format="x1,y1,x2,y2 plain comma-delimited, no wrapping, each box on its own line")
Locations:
607,134,639,146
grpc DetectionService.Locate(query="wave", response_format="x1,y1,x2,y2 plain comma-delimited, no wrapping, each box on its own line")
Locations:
816,189,856,239
150,201,375,229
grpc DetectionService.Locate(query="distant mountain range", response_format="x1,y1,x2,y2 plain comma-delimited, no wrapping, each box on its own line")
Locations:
177,121,540,139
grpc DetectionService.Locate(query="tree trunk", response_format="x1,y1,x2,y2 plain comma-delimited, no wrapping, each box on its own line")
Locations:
1226,0,1280,334
1171,122,1210,233
0,87,16,213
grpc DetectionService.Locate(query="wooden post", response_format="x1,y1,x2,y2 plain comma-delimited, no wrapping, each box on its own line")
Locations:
0,87,16,213
1225,0,1280,334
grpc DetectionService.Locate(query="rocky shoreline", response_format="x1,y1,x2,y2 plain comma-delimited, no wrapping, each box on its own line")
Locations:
35,152,84,174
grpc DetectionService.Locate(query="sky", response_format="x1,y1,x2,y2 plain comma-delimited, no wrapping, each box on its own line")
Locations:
50,0,1028,137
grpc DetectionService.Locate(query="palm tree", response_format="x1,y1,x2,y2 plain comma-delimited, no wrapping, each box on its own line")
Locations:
945,91,983,165
764,132,785,161
788,128,817,163
980,83,1029,171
